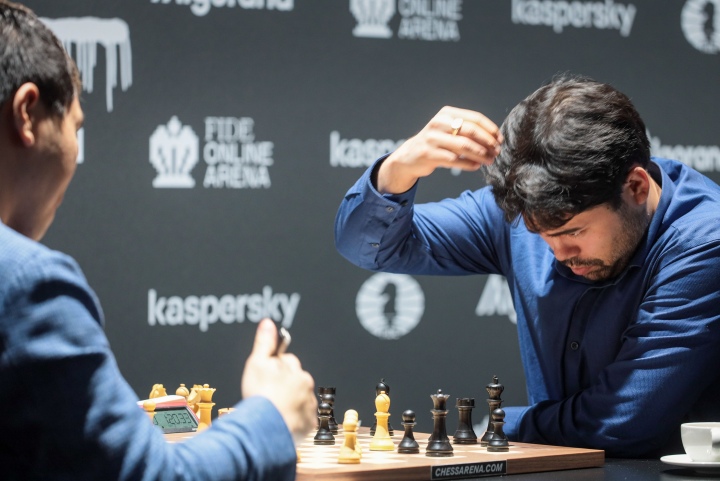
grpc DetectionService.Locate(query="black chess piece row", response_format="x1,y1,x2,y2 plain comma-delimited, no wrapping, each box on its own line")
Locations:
313,377,510,453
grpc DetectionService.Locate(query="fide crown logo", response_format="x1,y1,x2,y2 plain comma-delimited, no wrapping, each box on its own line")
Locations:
350,0,395,38
149,116,199,188
682,0,720,53
355,273,424,340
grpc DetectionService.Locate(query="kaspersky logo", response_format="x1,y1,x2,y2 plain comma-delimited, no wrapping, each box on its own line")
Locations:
148,287,301,332
355,273,425,340
350,0,463,42
682,0,720,53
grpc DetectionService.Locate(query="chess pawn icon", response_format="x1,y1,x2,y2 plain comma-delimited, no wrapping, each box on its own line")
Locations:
197,384,216,431
426,389,453,457
398,410,420,454
369,390,394,451
338,410,361,464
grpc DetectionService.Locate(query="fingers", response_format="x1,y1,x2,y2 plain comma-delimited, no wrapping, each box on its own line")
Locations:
250,317,279,358
425,106,503,169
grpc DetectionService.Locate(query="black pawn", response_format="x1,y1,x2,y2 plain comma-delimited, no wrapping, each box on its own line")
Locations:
318,387,338,434
453,398,478,444
370,378,393,435
314,401,335,445
426,389,453,457
481,375,503,446
487,408,509,452
398,410,420,454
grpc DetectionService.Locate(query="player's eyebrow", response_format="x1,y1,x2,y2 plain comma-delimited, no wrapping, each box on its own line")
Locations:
541,226,582,238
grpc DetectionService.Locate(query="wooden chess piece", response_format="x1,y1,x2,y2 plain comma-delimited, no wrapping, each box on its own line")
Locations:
338,409,361,464
318,387,338,434
453,398,478,444
314,401,335,445
426,389,453,457
398,410,420,454
481,376,503,446
370,379,393,435
487,408,510,452
369,390,394,451
197,384,216,431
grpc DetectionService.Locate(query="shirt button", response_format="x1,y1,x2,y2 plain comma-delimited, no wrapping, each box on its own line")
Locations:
370,243,379,248
570,341,579,350
386,206,395,212
400,200,408,206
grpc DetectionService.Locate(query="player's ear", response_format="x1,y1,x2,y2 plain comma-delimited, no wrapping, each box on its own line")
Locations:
11,83,42,147
623,166,651,205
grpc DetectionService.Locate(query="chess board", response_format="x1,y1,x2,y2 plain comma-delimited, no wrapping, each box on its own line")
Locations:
166,427,604,480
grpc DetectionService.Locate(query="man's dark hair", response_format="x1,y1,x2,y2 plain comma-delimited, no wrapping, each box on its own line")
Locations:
0,0,80,116
483,74,650,232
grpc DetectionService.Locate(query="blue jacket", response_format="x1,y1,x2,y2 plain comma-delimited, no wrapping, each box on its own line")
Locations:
335,157,720,458
0,222,296,480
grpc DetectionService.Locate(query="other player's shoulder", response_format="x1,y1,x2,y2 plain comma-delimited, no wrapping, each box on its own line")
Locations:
0,223,89,301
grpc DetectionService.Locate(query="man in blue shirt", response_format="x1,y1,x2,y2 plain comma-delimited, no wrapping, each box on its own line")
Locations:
0,1,316,479
335,76,720,458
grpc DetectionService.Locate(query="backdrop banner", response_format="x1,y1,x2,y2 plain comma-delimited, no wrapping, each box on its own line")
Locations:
21,0,720,433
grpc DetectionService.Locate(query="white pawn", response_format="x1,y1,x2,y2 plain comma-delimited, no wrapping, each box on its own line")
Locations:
338,410,361,464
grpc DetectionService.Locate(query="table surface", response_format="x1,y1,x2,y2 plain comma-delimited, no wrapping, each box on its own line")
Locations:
504,457,720,481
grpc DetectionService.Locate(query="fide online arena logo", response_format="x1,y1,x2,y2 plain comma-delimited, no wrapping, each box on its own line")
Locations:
355,273,425,340
350,0,463,41
150,116,199,188
682,0,720,53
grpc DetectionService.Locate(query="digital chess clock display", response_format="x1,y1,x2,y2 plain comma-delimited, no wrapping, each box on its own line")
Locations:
152,407,198,434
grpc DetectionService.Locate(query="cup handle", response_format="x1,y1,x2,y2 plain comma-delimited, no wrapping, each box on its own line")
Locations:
711,428,720,455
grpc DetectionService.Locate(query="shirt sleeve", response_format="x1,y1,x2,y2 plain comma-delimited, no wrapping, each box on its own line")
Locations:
334,157,508,276
1,249,296,481
507,233,720,458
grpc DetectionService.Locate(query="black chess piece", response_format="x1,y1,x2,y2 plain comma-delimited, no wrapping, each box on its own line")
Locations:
486,408,510,452
314,401,335,445
397,410,420,454
318,386,338,434
425,389,454,457
453,398,478,444
370,378,393,435
480,376,503,446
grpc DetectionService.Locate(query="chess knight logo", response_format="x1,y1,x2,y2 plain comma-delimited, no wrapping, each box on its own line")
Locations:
681,0,720,53
350,0,395,38
149,117,199,188
355,273,424,340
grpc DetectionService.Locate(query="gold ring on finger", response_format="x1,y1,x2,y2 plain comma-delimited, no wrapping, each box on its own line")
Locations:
451,117,464,136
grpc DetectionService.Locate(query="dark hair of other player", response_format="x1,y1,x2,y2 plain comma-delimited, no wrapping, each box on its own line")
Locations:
483,74,651,232
0,0,80,115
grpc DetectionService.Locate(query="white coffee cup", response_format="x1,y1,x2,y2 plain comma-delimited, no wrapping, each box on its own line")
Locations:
681,422,720,462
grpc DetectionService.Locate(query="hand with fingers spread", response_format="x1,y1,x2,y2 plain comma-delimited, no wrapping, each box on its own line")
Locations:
241,318,317,443
376,106,503,194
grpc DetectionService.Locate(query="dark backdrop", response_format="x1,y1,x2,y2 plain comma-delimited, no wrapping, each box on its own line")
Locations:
20,0,720,434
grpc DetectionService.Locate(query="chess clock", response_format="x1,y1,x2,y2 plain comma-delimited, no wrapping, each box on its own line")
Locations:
151,405,199,434
139,395,199,434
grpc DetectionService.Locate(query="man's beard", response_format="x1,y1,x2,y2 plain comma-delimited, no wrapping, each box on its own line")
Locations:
562,202,650,281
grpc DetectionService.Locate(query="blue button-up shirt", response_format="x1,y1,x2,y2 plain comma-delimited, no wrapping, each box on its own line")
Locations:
0,222,297,480
335,156,720,458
